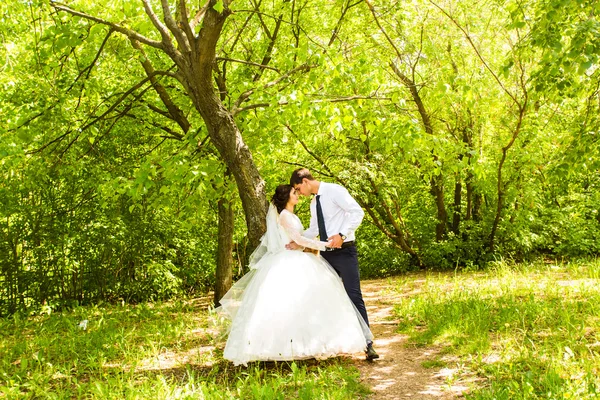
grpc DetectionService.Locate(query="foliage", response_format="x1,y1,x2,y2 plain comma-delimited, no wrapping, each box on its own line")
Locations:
0,0,599,313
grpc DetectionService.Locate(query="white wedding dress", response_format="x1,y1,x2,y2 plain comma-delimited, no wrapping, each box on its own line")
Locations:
217,205,372,366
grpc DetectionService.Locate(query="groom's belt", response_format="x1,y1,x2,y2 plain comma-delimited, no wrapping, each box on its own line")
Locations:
324,241,355,251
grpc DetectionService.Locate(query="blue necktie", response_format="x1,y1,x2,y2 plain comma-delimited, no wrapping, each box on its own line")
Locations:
316,195,328,241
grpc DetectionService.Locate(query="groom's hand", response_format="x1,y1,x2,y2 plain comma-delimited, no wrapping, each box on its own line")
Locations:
327,234,344,248
286,241,301,250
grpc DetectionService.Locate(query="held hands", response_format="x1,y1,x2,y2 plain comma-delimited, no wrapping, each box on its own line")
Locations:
327,234,344,249
306,239,333,253
303,248,319,255
286,241,302,250
285,238,335,252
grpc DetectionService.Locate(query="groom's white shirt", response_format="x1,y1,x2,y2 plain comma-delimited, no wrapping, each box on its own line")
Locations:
303,182,364,242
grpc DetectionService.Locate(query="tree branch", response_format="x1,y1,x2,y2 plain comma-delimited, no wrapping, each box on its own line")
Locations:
278,160,334,178
148,120,184,140
251,0,272,38
26,129,72,154
190,0,211,32
233,94,392,115
50,2,164,50
178,0,196,45
228,0,261,53
140,0,185,66
216,57,280,72
365,1,434,134
234,63,313,111
66,28,114,93
327,0,362,47
428,0,520,107
159,0,191,52
130,39,191,134
253,12,283,81
140,0,172,44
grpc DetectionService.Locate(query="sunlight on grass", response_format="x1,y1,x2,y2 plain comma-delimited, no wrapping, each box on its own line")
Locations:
393,258,600,399
0,298,369,399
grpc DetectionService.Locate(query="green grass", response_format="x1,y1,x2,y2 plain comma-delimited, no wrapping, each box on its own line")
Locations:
421,359,447,369
0,298,369,399
393,257,600,399
7,258,599,399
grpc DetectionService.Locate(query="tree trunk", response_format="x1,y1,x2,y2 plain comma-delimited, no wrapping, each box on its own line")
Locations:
52,2,269,252
466,177,473,221
451,179,461,235
388,63,447,241
182,7,268,251
190,94,267,250
473,192,482,222
431,175,447,240
489,189,504,250
489,106,526,251
214,196,234,306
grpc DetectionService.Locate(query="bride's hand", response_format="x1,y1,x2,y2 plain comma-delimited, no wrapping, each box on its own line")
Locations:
286,241,302,250
327,234,343,248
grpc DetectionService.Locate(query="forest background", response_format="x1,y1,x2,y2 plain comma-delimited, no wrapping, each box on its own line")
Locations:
1,0,598,316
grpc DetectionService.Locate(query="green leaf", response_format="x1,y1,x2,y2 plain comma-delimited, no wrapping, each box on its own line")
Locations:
213,0,224,13
578,60,593,74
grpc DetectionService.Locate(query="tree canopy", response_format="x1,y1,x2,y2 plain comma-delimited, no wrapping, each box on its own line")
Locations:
1,0,598,315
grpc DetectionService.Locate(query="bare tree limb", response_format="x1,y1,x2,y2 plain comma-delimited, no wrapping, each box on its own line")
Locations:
147,120,184,140
428,0,520,107
79,73,170,134
253,13,283,81
140,0,173,44
26,129,72,154
251,0,272,38
78,103,134,159
233,94,392,115
7,105,58,133
141,137,168,158
228,0,261,53
285,124,335,176
66,28,114,93
178,0,196,45
144,102,172,119
130,39,191,134
190,0,211,32
327,0,362,47
216,57,280,72
278,160,334,178
50,2,164,50
234,63,313,111
159,0,191,52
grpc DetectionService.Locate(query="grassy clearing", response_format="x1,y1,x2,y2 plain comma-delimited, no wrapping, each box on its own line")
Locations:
393,258,600,399
0,298,369,399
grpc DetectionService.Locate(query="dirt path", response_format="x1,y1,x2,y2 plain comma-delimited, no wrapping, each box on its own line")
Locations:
352,278,470,399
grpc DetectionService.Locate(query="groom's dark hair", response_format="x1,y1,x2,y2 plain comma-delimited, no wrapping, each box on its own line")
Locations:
290,168,315,186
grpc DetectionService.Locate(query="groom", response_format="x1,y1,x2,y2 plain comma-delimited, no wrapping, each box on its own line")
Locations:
289,168,379,361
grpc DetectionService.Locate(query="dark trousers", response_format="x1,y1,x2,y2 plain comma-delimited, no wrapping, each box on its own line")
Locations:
321,245,370,327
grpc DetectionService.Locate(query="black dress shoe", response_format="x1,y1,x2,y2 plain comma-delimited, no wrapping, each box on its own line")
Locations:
366,343,379,361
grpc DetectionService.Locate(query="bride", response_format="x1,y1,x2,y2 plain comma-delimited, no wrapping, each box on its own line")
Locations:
217,184,373,366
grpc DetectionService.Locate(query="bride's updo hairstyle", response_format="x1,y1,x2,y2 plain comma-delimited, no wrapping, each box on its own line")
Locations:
271,184,293,214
